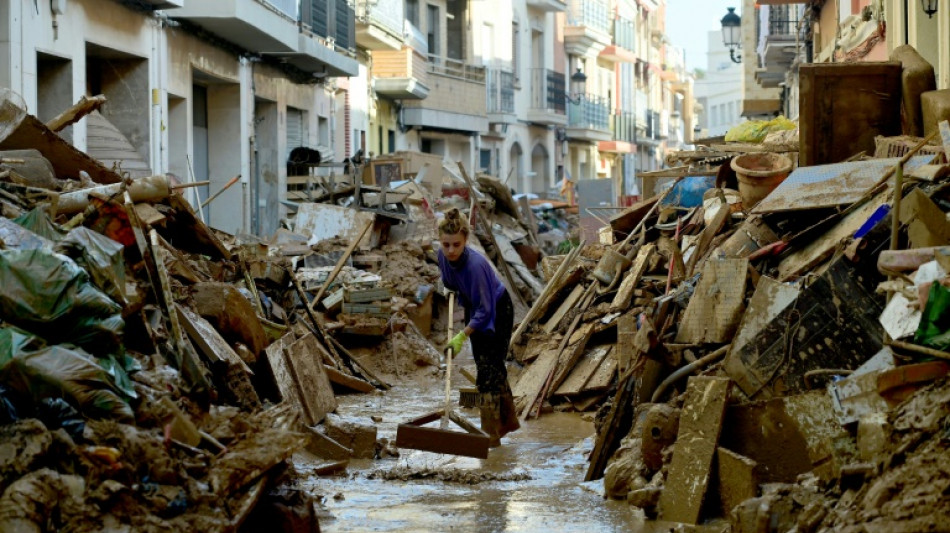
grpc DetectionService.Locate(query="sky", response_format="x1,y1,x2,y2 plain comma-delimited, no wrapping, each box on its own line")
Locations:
665,0,743,73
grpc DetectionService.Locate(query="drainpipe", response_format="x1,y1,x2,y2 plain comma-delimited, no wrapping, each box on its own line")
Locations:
240,55,254,234
150,17,165,176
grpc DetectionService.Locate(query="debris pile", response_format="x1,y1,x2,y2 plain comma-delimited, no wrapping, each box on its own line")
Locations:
507,105,950,528
0,88,559,531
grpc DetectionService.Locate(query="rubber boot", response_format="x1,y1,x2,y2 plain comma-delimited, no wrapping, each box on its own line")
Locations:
498,386,521,438
478,393,502,447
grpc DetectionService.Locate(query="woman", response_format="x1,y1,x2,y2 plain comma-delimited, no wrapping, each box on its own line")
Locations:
438,208,520,446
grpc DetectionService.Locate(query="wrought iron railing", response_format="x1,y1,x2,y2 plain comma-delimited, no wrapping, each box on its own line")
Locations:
529,68,566,114
487,69,515,114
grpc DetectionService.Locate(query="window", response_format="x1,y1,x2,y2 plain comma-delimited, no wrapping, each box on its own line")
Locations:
388,130,395,153
512,21,520,82
479,149,492,173
406,0,419,27
427,4,440,57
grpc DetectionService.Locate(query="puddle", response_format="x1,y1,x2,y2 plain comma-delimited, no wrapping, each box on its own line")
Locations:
295,356,653,532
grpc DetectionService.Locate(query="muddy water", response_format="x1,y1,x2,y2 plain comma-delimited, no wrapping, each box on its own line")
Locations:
296,357,653,532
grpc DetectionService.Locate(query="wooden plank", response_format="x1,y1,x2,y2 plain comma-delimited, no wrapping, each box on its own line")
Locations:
134,202,166,226
658,377,732,524
584,352,618,392
285,334,338,425
512,349,560,399
554,345,611,396
584,371,637,481
686,205,730,276
549,323,596,394
324,364,375,393
177,304,252,374
304,426,353,460
610,244,655,312
777,191,888,281
542,284,584,333
675,258,749,344
264,335,305,417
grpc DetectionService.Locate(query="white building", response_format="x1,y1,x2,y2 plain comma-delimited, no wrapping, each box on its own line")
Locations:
694,30,743,138
0,0,358,237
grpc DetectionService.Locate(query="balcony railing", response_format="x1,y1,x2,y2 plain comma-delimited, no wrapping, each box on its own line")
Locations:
427,55,485,83
567,0,609,34
529,68,566,114
487,69,515,114
612,112,636,143
262,0,297,20
302,0,356,52
355,0,404,38
767,6,803,38
568,94,609,131
613,16,636,51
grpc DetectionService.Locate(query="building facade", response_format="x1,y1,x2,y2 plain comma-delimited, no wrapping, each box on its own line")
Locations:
0,0,358,237
1,0,696,236
695,30,743,138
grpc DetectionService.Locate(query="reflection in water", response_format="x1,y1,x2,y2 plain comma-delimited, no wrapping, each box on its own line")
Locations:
296,363,652,533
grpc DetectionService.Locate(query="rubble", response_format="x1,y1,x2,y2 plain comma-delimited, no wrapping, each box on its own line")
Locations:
3,53,950,531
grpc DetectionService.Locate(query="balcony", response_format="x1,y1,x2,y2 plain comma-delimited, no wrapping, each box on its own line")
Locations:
526,0,566,12
566,94,610,142
355,0,404,51
528,68,567,126
600,16,637,63
372,46,430,99
401,57,488,133
487,69,516,122
170,0,299,53
598,112,637,153
564,0,611,55
756,7,804,88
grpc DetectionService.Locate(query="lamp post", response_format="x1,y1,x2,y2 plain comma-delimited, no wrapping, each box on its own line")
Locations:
721,7,742,64
921,0,938,18
567,67,587,105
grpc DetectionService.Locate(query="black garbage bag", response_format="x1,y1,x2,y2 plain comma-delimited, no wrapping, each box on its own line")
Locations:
36,398,85,441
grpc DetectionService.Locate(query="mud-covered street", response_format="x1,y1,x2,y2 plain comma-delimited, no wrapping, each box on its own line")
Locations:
299,354,655,533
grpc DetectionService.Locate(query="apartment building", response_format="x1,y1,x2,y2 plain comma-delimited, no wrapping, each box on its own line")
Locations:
0,0,357,237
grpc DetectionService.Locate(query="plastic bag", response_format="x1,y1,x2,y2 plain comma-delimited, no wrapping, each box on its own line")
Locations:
914,282,950,351
0,248,123,354
36,398,85,441
660,176,717,208
725,116,797,143
55,226,127,306
0,328,134,422
13,207,67,242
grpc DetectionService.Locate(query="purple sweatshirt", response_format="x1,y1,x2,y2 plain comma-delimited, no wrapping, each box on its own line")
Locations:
438,247,507,333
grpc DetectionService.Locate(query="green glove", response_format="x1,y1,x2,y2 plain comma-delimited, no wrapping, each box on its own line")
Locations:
447,331,467,356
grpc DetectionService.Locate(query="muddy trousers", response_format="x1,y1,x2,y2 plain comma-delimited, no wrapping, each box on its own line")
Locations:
469,291,520,445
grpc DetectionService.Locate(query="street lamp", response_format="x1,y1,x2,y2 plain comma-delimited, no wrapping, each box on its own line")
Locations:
720,7,742,64
921,0,938,18
567,67,587,105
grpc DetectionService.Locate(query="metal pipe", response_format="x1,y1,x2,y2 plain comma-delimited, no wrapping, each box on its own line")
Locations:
651,345,728,403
